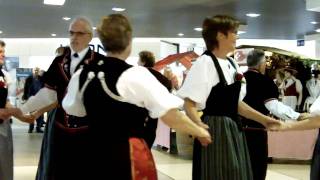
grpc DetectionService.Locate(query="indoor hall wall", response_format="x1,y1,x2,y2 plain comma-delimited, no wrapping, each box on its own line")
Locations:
237,39,316,59
1,38,161,70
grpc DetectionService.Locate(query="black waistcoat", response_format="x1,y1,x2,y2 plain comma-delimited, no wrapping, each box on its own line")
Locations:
202,51,242,129
80,57,148,140
0,69,7,123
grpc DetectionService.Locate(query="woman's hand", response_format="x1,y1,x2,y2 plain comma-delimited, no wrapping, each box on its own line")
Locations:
196,127,212,146
0,108,11,120
195,121,209,129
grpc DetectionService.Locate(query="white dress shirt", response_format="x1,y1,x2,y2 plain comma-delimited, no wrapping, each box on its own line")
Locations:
70,47,89,75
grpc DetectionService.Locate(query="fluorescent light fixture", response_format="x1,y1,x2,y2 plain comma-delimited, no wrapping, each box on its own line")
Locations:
44,0,65,6
112,7,126,12
93,27,97,30
311,21,319,24
194,27,202,32
237,31,246,35
177,33,184,36
316,29,320,33
0,31,2,34
246,13,260,18
63,17,71,21
51,33,57,37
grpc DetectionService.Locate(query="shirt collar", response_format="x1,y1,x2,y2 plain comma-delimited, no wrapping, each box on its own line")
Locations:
71,47,89,60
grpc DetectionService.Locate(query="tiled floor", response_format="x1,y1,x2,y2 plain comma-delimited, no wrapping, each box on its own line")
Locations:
12,120,310,180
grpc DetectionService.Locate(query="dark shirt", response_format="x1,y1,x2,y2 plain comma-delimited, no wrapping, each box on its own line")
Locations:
242,69,279,128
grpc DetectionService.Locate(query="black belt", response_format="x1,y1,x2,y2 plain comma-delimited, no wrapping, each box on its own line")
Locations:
65,115,89,128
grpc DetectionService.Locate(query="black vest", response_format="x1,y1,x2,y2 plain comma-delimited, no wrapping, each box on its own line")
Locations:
202,51,242,129
0,69,8,124
80,57,148,140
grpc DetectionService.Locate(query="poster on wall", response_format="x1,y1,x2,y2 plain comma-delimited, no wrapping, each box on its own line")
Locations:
4,57,19,71
234,48,254,65
16,68,32,101
4,57,19,105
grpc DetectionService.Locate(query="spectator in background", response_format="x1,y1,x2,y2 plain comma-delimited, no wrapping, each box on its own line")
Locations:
280,67,303,111
23,67,45,133
138,50,172,148
305,71,320,112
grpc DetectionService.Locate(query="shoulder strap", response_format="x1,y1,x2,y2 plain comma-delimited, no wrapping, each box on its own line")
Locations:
203,50,227,85
227,57,237,70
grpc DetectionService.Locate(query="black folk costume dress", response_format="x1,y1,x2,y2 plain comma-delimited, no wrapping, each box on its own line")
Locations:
62,56,183,180
35,47,105,180
178,51,253,180
0,68,13,180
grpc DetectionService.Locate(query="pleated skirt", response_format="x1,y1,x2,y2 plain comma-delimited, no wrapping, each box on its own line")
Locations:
192,116,253,180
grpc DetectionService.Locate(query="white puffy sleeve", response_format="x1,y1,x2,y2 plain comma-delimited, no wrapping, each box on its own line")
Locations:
62,69,87,117
117,66,183,118
177,55,218,110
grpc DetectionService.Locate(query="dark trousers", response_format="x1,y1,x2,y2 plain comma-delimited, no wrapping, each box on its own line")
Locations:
143,117,157,149
29,115,44,132
244,129,268,180
311,134,320,180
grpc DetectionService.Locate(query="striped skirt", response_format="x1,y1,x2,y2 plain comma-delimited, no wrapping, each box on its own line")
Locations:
192,116,253,180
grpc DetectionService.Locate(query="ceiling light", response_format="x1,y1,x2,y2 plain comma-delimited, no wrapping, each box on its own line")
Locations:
63,17,71,21
112,7,126,12
316,29,320,33
43,0,65,6
237,31,246,35
0,31,2,34
178,33,184,36
194,27,202,32
51,33,57,37
311,21,319,24
93,27,97,30
246,13,260,18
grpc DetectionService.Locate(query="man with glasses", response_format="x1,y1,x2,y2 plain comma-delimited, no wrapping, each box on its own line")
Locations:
5,17,105,179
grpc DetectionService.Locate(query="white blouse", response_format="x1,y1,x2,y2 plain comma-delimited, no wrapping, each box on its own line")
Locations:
177,54,246,110
62,66,183,118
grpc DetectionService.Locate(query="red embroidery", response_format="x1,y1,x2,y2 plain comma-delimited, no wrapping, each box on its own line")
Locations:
0,81,6,88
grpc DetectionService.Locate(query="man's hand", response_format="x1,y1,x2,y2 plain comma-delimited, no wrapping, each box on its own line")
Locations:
297,113,311,121
6,108,35,123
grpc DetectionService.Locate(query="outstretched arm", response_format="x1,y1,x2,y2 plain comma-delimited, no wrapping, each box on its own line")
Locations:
238,101,281,128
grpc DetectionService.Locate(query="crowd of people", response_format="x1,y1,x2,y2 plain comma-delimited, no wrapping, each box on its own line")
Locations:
0,13,320,180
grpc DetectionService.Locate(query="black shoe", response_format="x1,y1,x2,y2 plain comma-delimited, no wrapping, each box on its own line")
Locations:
36,128,44,133
28,130,33,133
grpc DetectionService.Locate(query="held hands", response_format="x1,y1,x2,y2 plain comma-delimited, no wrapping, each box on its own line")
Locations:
297,113,311,121
267,121,293,131
195,122,212,146
0,108,35,123
262,117,282,130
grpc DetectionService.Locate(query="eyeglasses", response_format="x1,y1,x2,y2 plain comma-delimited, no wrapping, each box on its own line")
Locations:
69,31,91,36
